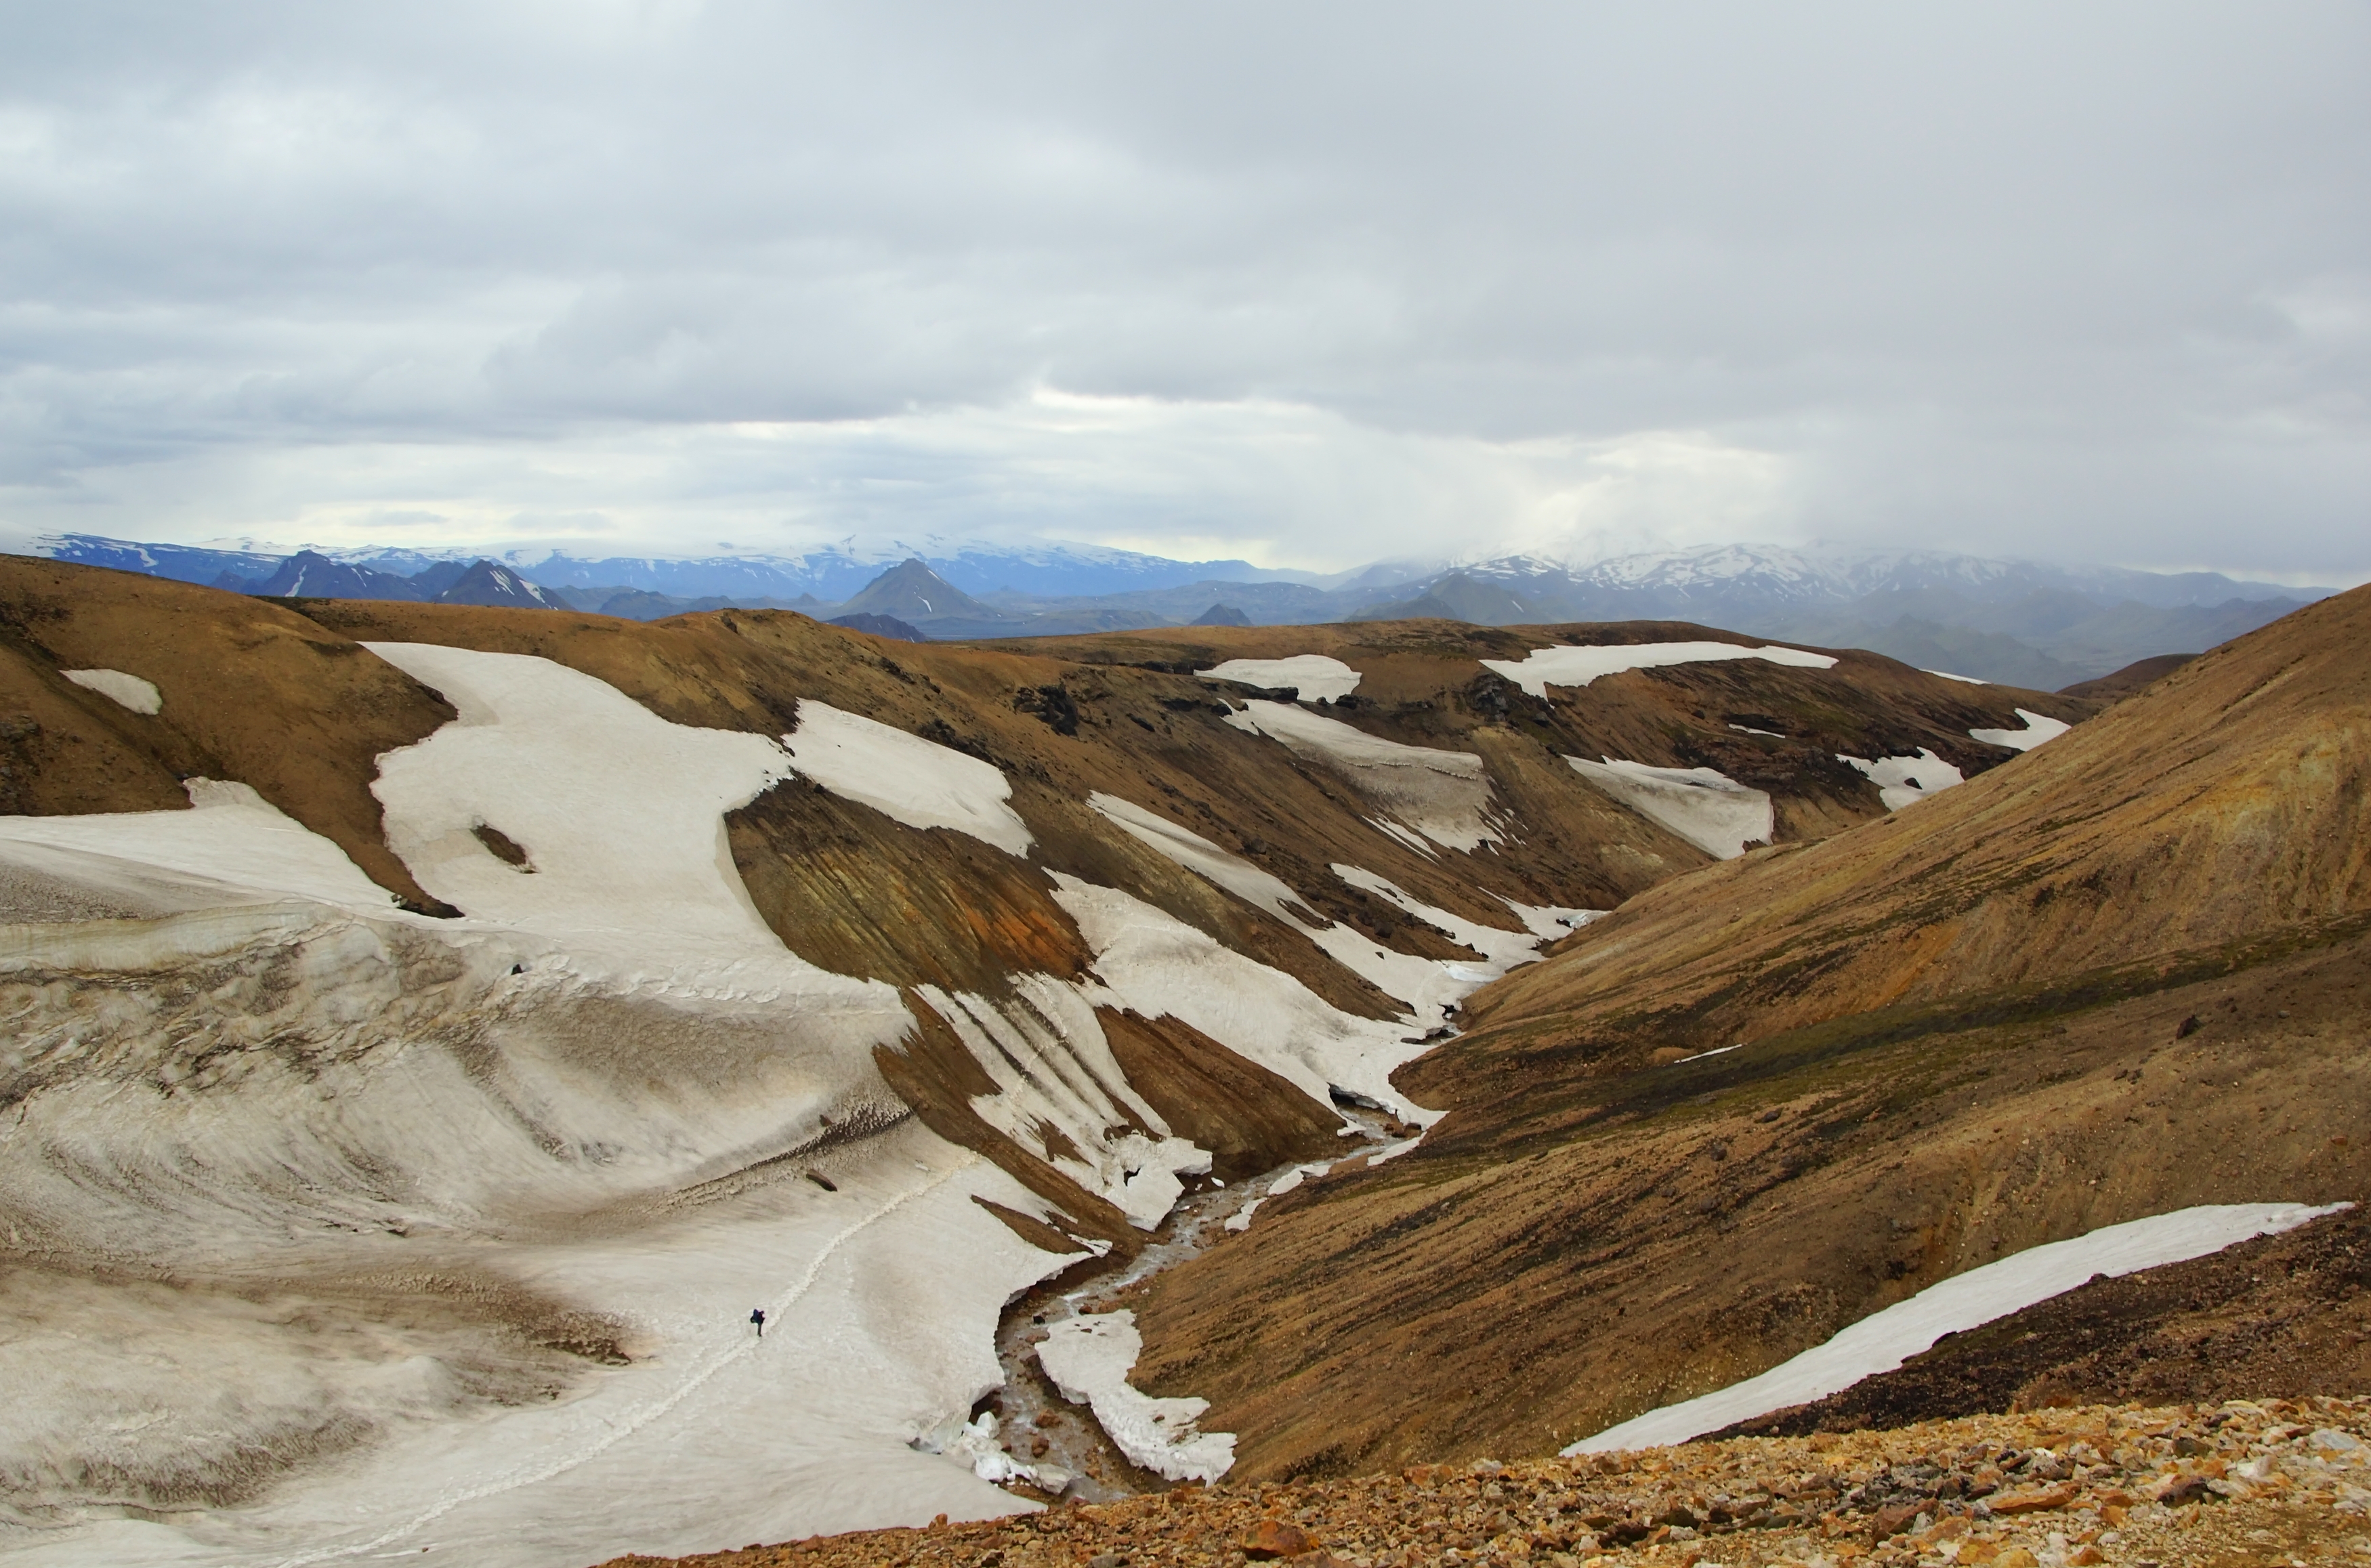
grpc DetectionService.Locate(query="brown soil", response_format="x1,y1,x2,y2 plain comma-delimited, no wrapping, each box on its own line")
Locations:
1127,587,2371,1481
589,1397,2371,1568
1452,584,2371,1064
2060,654,2198,702
1717,1206,2371,1438
0,559,457,911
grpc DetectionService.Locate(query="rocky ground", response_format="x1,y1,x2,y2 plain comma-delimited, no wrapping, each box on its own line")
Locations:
595,1397,2371,1568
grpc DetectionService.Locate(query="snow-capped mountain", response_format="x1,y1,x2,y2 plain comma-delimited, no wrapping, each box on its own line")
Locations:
1449,541,2313,610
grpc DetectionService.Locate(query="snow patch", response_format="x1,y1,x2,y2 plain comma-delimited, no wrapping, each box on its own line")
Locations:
1564,757,1774,860
1925,669,1988,685
0,778,398,912
784,700,1033,856
1481,641,1836,698
364,643,909,1016
1196,656,1361,702
1330,864,1593,975
1566,1202,2350,1454
1221,700,1501,851
1036,1311,1234,1483
915,981,1211,1231
1090,794,1572,1032
1969,708,2073,753
1837,748,1967,811
1051,874,1432,1120
61,667,161,714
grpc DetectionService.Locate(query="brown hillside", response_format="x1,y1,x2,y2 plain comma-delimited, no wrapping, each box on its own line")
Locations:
1127,587,2371,1481
2059,651,2196,701
0,559,456,911
1450,581,2371,1063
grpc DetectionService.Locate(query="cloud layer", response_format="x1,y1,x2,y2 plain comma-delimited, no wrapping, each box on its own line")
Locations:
3,2,2366,576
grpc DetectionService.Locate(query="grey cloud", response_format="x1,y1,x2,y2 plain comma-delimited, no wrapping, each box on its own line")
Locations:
0,1,2365,576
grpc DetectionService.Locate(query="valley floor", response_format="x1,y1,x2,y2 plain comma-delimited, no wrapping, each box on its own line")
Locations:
597,1397,2371,1568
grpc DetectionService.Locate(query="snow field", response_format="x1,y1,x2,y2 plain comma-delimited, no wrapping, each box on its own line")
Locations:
1036,1311,1236,1483
60,666,162,713
1562,757,1774,860
1195,655,1362,702
783,700,1034,855
1052,874,1435,1122
1969,707,2073,752
1091,794,1576,1035
1480,641,1837,698
1221,700,1503,851
0,641,1611,1557
1565,1202,2350,1454
0,778,400,912
1837,748,1967,810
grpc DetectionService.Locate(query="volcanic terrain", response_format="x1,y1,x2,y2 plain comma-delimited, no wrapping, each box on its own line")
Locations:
0,555,2359,1566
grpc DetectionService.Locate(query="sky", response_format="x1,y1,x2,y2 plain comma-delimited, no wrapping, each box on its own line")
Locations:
1,2,2366,580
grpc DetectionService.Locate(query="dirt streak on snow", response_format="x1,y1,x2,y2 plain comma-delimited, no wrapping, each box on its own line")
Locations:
1562,757,1774,860
916,981,1212,1230
1218,701,1502,852
1089,794,1571,1033
1481,641,1835,698
1565,1202,2350,1454
0,647,1104,1568
0,778,400,912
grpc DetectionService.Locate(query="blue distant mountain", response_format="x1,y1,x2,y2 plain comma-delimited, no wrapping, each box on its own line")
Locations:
15,531,2338,684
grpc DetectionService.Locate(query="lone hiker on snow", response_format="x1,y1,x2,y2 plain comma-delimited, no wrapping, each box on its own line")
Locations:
750,1308,765,1338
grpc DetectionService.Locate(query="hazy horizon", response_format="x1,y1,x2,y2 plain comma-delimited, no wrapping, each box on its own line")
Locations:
4,4,2366,584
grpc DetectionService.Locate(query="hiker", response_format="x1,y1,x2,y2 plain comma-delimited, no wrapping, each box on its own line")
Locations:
750,1307,765,1338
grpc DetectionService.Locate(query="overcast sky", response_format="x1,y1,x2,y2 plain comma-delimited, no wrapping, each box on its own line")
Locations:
2,2,2366,579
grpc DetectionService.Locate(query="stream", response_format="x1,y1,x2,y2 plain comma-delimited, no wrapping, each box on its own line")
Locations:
968,1108,1407,1502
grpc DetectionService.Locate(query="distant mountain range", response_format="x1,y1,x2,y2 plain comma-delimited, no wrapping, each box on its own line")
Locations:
16,532,2335,684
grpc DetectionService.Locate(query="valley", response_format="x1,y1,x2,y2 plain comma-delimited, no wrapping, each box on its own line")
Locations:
0,555,2360,1567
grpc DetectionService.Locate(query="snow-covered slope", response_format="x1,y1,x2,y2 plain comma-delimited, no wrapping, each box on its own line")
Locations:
0,558,2137,1556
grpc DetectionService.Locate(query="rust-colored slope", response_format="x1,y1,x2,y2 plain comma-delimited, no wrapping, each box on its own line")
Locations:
0,559,455,910
1127,588,2371,1481
1448,581,2371,1072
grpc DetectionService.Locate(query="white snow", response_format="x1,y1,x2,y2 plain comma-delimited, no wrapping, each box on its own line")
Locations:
363,643,915,1017
0,777,399,911
782,700,1034,856
1035,1311,1235,1483
0,645,1099,1567
1051,873,1434,1120
1729,723,1784,738
60,667,162,713
1089,794,1570,1034
1564,757,1774,860
1925,669,1988,685
1969,708,2073,753
1196,656,1362,702
1837,748,1967,810
1565,1202,2350,1454
1480,641,1837,698
915,980,1212,1231
1491,896,1608,941
1330,864,1594,975
1221,700,1502,851
1366,816,1440,857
